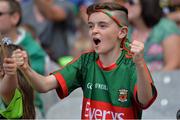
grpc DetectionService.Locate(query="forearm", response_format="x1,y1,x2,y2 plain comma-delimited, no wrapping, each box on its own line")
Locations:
162,35,180,71
0,74,18,104
21,66,57,93
136,61,153,105
163,62,180,71
35,0,66,21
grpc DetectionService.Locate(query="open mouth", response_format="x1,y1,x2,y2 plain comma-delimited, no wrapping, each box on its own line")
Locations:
93,38,101,45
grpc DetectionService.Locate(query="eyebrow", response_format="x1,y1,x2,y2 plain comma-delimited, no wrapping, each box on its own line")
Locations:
88,21,111,25
88,21,93,25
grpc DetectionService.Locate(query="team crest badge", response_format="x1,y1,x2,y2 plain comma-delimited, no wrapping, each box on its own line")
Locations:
118,89,128,102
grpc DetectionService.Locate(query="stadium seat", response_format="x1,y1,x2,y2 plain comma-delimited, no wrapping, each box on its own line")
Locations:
142,70,180,119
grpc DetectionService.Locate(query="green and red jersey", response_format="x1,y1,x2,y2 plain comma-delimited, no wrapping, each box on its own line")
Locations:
52,50,157,119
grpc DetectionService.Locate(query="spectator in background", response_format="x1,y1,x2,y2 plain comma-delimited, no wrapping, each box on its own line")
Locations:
21,0,76,62
21,23,60,75
0,0,46,117
57,0,94,67
68,0,95,24
161,0,180,28
16,0,30,5
120,0,180,71
68,0,94,15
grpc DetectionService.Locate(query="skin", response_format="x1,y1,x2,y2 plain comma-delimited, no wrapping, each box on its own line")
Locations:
0,1,20,41
0,57,18,105
0,0,19,105
34,0,66,21
88,12,123,66
123,0,180,71
167,11,180,27
12,10,153,106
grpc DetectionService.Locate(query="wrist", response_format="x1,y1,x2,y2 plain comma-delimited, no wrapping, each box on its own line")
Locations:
135,58,145,67
5,73,17,77
4,73,18,82
20,64,30,72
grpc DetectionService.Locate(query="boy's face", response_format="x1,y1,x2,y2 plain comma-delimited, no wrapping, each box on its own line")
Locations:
88,12,121,54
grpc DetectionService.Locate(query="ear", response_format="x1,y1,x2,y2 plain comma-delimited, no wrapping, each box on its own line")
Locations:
11,12,20,26
118,26,128,39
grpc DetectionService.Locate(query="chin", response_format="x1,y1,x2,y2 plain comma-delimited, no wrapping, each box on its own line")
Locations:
94,49,102,54
95,49,107,55
94,49,100,54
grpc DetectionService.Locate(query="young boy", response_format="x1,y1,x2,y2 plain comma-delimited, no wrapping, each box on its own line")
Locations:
13,2,157,119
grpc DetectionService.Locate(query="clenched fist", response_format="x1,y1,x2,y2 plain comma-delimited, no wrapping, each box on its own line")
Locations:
130,40,145,65
12,49,29,70
3,58,17,75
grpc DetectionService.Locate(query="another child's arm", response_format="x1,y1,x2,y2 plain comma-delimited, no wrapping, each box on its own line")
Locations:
0,58,18,105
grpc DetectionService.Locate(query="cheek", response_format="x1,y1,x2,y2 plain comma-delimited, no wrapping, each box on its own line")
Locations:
0,19,11,28
104,30,118,41
88,30,92,36
104,37,117,48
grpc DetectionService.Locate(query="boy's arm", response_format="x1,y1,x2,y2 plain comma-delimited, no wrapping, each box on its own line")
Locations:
12,49,59,93
0,58,18,105
135,60,153,106
130,40,153,106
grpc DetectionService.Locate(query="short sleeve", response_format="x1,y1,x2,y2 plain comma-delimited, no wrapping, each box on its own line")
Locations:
154,18,180,42
130,64,157,109
52,56,82,99
0,89,23,119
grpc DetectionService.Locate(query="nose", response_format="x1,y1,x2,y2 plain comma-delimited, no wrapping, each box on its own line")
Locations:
91,25,99,35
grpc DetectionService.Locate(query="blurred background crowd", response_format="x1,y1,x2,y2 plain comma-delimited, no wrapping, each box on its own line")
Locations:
0,0,180,119
15,0,180,71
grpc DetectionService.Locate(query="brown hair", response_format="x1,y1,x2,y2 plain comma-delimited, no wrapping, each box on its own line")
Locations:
87,2,128,17
0,44,35,119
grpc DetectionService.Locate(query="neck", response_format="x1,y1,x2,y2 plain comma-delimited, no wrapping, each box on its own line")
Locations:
99,46,122,67
4,28,19,43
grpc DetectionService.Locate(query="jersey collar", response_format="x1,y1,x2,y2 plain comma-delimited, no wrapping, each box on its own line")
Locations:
96,50,125,71
96,59,117,71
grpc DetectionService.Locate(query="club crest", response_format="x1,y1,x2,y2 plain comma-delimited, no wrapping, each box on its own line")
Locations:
118,89,128,102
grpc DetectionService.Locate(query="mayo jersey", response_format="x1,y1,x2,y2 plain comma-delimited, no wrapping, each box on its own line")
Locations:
52,50,157,119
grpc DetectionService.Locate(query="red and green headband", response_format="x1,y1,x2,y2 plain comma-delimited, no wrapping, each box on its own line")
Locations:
88,9,128,28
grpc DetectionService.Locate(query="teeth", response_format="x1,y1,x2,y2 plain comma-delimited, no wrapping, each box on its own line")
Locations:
93,38,101,45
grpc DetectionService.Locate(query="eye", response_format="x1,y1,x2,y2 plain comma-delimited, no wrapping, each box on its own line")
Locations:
99,23,107,28
88,24,94,29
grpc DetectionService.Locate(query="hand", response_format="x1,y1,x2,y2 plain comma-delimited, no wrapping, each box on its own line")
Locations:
35,0,53,4
3,58,17,75
35,0,53,7
12,49,29,70
130,40,145,65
